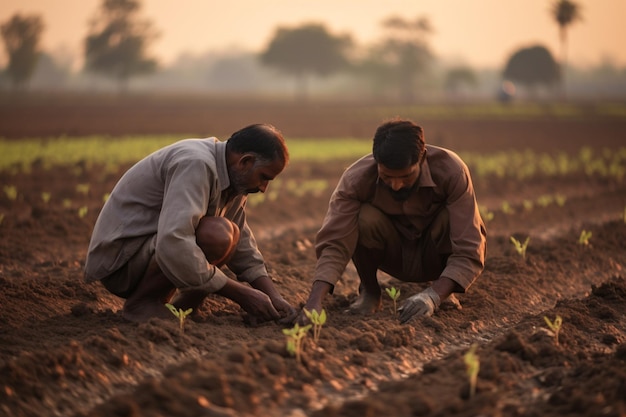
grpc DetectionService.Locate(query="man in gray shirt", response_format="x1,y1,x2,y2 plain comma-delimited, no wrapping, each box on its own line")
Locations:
297,118,487,324
85,124,295,323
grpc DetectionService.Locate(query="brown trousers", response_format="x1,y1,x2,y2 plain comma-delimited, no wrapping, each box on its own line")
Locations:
354,203,452,283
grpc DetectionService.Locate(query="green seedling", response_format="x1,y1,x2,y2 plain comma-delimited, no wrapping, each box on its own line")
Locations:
479,205,494,222
282,323,311,363
303,308,327,344
510,236,530,258
522,200,534,211
78,206,88,218
464,344,480,399
501,201,514,215
385,287,401,316
3,185,17,201
578,230,592,246
555,194,567,207
76,183,90,196
165,303,193,334
41,192,51,204
544,315,563,346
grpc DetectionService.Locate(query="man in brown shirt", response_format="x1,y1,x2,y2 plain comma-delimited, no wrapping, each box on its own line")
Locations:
299,118,486,324
85,124,295,323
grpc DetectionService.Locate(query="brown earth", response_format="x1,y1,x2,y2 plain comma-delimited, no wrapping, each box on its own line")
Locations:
1,95,626,417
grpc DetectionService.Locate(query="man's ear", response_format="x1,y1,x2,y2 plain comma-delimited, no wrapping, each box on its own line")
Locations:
238,153,256,168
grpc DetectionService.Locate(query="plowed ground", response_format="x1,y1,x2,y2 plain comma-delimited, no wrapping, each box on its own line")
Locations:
1,97,625,417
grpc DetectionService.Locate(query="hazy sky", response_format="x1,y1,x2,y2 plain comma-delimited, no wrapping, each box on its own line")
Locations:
0,0,624,70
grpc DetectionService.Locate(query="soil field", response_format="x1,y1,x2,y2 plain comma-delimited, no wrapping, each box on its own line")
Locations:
1,95,626,417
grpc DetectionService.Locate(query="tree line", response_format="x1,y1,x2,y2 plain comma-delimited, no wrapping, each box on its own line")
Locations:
1,0,588,101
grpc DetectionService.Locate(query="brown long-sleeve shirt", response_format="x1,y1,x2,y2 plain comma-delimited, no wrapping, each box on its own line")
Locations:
314,145,486,291
84,138,267,292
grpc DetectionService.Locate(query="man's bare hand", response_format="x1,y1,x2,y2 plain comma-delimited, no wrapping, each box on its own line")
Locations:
270,294,297,319
238,287,281,321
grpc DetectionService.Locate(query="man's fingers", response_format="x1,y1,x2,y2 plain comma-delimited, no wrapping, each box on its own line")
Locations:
266,305,281,320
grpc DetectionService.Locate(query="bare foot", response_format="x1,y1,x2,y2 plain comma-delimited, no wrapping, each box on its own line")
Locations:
122,300,173,323
345,291,382,314
170,289,209,312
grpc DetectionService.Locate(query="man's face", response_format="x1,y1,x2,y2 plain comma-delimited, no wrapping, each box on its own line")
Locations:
229,155,284,195
377,162,421,201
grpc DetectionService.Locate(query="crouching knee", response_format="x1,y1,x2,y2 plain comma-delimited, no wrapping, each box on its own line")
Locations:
196,217,240,266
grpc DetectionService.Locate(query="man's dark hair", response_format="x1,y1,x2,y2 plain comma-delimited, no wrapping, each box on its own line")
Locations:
226,124,289,165
372,118,425,169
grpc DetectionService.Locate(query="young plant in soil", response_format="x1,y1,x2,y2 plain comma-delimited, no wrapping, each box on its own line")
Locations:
578,230,592,246
165,303,193,334
385,286,401,316
464,344,480,399
283,323,311,363
303,308,327,344
544,315,563,346
510,236,530,258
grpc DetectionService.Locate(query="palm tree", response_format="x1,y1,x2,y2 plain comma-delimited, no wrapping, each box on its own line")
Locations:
551,0,582,97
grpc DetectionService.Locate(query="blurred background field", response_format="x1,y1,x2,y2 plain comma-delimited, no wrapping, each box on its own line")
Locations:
0,0,625,110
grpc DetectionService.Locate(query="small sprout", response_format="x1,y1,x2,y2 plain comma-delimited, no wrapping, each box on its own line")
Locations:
510,236,530,258
537,195,553,207
41,192,51,204
555,194,567,207
165,303,193,334
544,315,562,346
385,287,401,316
78,206,88,218
522,200,534,211
479,205,494,222
282,323,311,363
103,193,110,203
76,183,90,196
578,230,592,246
303,308,327,344
464,344,480,399
3,185,17,201
501,201,514,215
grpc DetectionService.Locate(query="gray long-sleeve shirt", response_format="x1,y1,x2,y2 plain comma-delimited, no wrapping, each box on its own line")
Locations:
84,138,267,292
314,145,487,291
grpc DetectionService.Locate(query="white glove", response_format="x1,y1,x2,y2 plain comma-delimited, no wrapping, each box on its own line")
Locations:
398,287,441,323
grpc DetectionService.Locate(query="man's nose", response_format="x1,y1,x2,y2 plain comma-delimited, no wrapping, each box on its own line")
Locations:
390,179,404,191
258,181,269,193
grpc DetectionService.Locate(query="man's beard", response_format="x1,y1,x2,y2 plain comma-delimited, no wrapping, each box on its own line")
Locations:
229,169,260,195
390,187,413,201
382,182,417,201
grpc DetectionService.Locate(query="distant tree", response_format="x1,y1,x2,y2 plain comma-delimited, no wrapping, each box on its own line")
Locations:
503,45,560,96
358,16,433,103
31,52,70,89
444,66,478,96
84,0,159,91
0,13,44,89
260,23,353,100
551,0,582,97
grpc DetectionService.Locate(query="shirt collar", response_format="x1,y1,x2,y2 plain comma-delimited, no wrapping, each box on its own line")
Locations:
418,156,436,188
215,139,231,191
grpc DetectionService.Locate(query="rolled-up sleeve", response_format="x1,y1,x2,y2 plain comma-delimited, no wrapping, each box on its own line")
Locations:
155,159,229,292
314,173,362,287
225,200,269,283
440,164,487,291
